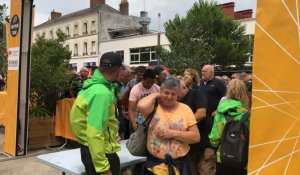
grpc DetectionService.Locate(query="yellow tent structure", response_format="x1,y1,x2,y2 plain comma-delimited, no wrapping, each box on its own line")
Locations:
249,0,300,174
0,0,22,157
0,0,33,157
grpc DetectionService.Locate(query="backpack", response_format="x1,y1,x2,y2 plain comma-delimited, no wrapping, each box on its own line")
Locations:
220,111,250,168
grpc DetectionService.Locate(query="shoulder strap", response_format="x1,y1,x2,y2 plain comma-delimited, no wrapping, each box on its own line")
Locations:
240,111,250,123
145,98,159,130
224,112,233,123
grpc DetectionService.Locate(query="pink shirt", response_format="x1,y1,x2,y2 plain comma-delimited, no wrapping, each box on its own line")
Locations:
129,82,160,124
129,82,160,102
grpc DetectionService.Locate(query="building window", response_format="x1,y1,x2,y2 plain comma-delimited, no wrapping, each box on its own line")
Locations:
91,41,96,55
130,53,139,64
74,24,79,37
74,44,78,56
130,47,156,64
91,21,96,34
49,30,53,39
65,26,70,37
116,50,124,62
83,42,88,56
56,28,61,38
83,62,97,68
248,54,253,63
68,63,77,72
83,22,88,35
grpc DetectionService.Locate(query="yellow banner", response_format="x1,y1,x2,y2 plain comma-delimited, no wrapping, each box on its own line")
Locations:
0,0,22,157
249,0,300,174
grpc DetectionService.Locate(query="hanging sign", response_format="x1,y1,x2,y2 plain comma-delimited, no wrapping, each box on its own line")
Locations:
10,15,20,37
8,47,20,70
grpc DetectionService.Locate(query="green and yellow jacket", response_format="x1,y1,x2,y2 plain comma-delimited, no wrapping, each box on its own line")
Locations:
208,99,248,163
70,69,121,173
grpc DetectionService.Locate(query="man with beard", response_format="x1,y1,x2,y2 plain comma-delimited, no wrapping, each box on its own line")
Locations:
198,65,226,175
70,52,123,175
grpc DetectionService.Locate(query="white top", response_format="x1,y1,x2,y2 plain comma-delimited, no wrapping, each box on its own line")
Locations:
36,140,146,175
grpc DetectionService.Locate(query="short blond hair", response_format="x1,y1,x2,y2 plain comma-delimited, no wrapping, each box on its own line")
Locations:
179,75,193,89
184,68,200,86
226,79,249,108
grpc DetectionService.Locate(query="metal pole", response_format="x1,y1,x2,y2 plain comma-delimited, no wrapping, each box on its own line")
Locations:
97,9,101,66
16,0,34,156
157,13,161,66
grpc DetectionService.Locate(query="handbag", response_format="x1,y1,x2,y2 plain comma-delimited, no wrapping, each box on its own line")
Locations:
126,98,158,157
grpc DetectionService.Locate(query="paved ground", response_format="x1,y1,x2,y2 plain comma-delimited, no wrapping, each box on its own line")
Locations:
0,149,132,175
0,126,4,153
0,126,61,175
0,148,63,175
0,155,61,175
0,128,131,175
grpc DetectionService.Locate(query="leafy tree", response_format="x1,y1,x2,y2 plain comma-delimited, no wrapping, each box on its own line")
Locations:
30,31,71,117
0,40,7,74
0,5,7,76
0,5,3,39
161,0,251,74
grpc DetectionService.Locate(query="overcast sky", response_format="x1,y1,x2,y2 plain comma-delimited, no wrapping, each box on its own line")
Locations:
3,0,256,30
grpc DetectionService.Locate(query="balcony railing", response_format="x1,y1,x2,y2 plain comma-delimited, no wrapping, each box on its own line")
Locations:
91,52,96,55
83,53,88,56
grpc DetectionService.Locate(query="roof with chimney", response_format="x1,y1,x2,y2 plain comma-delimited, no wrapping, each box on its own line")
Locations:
35,3,121,29
219,2,253,20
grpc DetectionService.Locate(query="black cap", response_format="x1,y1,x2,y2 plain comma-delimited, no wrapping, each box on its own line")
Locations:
153,66,164,76
143,69,156,79
100,52,123,67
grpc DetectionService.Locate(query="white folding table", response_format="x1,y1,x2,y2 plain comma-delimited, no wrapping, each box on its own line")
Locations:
37,140,146,175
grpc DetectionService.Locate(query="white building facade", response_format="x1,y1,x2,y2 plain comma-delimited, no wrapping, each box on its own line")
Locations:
33,0,140,71
241,18,255,35
240,18,255,64
100,32,169,66
99,18,255,67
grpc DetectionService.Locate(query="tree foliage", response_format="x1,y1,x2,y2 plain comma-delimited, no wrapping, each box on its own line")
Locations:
0,39,7,74
0,5,7,75
0,4,5,40
161,0,251,74
30,31,71,117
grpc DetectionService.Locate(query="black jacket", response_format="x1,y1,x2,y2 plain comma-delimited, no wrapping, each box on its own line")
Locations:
144,153,191,175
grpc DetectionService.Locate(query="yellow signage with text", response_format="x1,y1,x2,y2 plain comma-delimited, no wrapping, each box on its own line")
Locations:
0,0,22,156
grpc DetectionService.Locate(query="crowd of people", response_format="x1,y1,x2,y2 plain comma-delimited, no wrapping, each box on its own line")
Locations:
69,52,252,175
